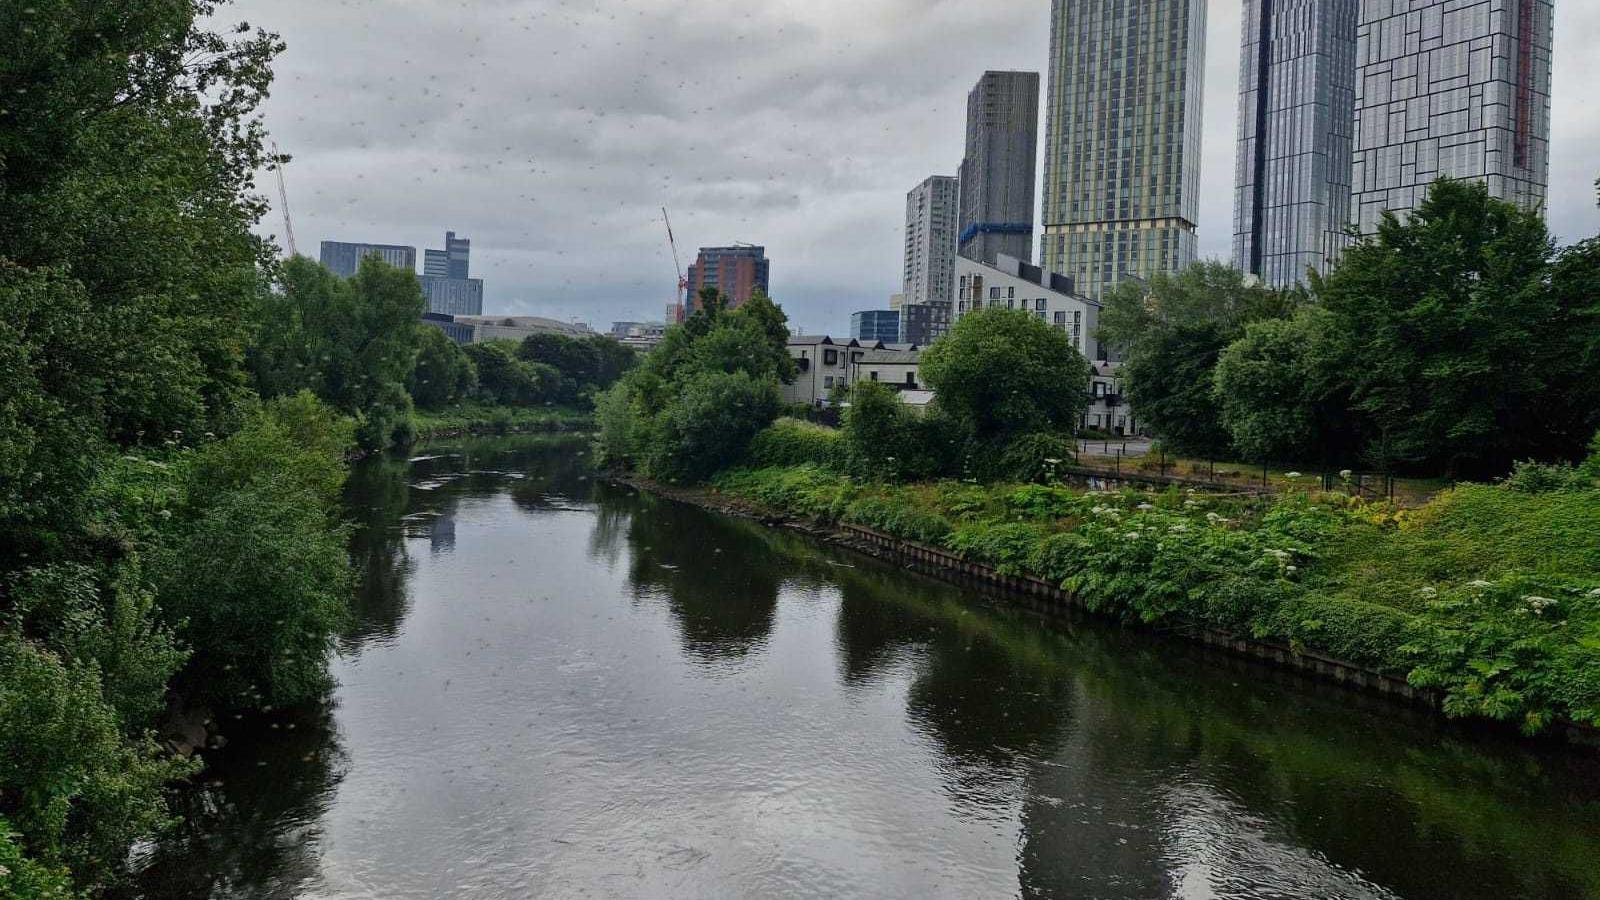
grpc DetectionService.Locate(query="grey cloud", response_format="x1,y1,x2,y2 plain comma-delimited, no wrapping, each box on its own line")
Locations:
234,0,1600,332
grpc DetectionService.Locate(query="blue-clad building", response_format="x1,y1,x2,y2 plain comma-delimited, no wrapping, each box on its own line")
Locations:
850,310,901,344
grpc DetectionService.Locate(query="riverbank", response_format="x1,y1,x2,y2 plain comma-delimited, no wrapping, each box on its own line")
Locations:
612,468,1600,748
412,402,593,439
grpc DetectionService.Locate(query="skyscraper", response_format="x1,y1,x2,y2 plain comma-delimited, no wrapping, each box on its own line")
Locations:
318,241,416,278
424,231,472,278
1234,0,1359,286
1349,0,1552,235
1041,0,1207,301
420,230,483,316
685,245,770,312
903,175,960,307
958,71,1040,266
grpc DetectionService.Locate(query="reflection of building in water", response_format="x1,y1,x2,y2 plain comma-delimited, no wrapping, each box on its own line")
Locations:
430,509,457,554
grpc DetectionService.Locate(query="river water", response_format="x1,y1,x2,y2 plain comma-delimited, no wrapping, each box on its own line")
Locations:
123,435,1600,899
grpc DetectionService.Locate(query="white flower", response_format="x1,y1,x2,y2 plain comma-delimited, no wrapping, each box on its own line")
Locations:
1286,565,1299,574
1524,596,1558,615
1467,580,1493,589
1588,588,1600,598
1137,503,1155,511
1286,471,1302,479
1339,469,1354,480
1044,457,1062,465
1418,587,1438,598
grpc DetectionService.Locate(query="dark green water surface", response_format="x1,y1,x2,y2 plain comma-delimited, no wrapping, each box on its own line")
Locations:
123,436,1600,899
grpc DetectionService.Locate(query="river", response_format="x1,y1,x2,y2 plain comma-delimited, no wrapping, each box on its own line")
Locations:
121,435,1600,899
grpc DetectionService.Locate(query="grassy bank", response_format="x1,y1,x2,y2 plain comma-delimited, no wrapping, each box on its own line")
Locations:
412,402,592,437
708,462,1600,735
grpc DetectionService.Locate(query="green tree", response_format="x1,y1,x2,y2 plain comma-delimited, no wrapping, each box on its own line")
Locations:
842,381,908,479
464,341,557,406
409,327,478,409
1316,179,1574,475
919,309,1091,444
249,256,424,449
1213,307,1350,463
1097,261,1297,456
646,370,782,482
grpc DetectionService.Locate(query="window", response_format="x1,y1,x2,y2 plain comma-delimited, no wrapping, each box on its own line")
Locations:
989,287,1001,299
824,375,835,388
870,371,879,381
823,348,838,366
1007,287,1015,299
1036,298,1047,311
905,371,916,387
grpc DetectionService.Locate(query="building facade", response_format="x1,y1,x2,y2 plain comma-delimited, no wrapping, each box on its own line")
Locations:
420,275,484,317
958,71,1041,266
424,231,471,278
420,312,474,345
898,302,950,347
953,254,1102,362
319,241,416,278
850,310,902,343
783,337,923,408
903,176,960,307
1349,0,1552,234
1041,0,1207,301
454,316,595,344
685,245,770,312
1234,0,1360,286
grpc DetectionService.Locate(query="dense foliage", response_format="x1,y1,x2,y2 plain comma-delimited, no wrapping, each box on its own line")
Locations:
0,3,369,894
713,444,1600,734
1107,182,1600,478
596,290,793,482
919,308,1091,445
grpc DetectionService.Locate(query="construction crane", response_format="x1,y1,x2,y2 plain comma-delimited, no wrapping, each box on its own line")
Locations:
272,142,298,258
662,206,687,319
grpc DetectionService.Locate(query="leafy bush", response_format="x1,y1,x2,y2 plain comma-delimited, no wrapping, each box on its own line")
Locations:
1503,460,1593,494
646,370,781,483
0,819,75,899
998,433,1078,484
844,496,952,544
0,636,194,891
154,400,354,709
1406,579,1600,732
746,418,846,470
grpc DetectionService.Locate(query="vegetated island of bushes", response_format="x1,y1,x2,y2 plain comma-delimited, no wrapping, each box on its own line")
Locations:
596,194,1600,738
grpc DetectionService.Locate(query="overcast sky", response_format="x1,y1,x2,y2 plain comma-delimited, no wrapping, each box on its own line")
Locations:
232,0,1600,334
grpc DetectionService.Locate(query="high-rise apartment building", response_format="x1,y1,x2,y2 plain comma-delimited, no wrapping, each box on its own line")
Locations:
319,241,416,278
903,175,960,307
1041,0,1207,301
685,245,771,313
958,71,1041,266
1349,0,1552,235
1234,0,1360,286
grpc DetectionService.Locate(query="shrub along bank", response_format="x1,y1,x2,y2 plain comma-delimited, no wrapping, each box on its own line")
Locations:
709,453,1600,736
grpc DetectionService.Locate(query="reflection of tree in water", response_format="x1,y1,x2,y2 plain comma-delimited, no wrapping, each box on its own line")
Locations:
620,491,785,664
111,705,346,900
1010,620,1600,900
342,452,417,649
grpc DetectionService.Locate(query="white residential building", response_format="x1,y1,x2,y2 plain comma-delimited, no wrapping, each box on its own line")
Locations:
953,254,1101,362
903,176,960,308
784,337,925,408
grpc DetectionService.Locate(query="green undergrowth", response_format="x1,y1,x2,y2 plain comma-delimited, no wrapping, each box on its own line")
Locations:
412,402,591,437
709,464,1600,734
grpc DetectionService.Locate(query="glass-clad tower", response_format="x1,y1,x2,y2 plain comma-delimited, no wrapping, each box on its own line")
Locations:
1350,0,1552,234
1041,0,1207,301
1234,0,1359,287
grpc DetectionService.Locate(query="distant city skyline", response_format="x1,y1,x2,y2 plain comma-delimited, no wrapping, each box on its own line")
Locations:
241,0,1600,330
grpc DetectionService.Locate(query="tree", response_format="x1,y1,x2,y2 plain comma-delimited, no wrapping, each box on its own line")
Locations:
646,370,782,482
1097,261,1297,456
1213,307,1351,463
464,341,556,406
919,309,1091,444
249,256,425,448
1315,179,1571,475
410,327,477,409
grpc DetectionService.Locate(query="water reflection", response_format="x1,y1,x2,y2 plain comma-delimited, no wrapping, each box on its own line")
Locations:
122,436,1600,900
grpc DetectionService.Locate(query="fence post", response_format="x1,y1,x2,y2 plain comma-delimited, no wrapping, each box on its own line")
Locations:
1116,448,1122,476
1262,461,1269,487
